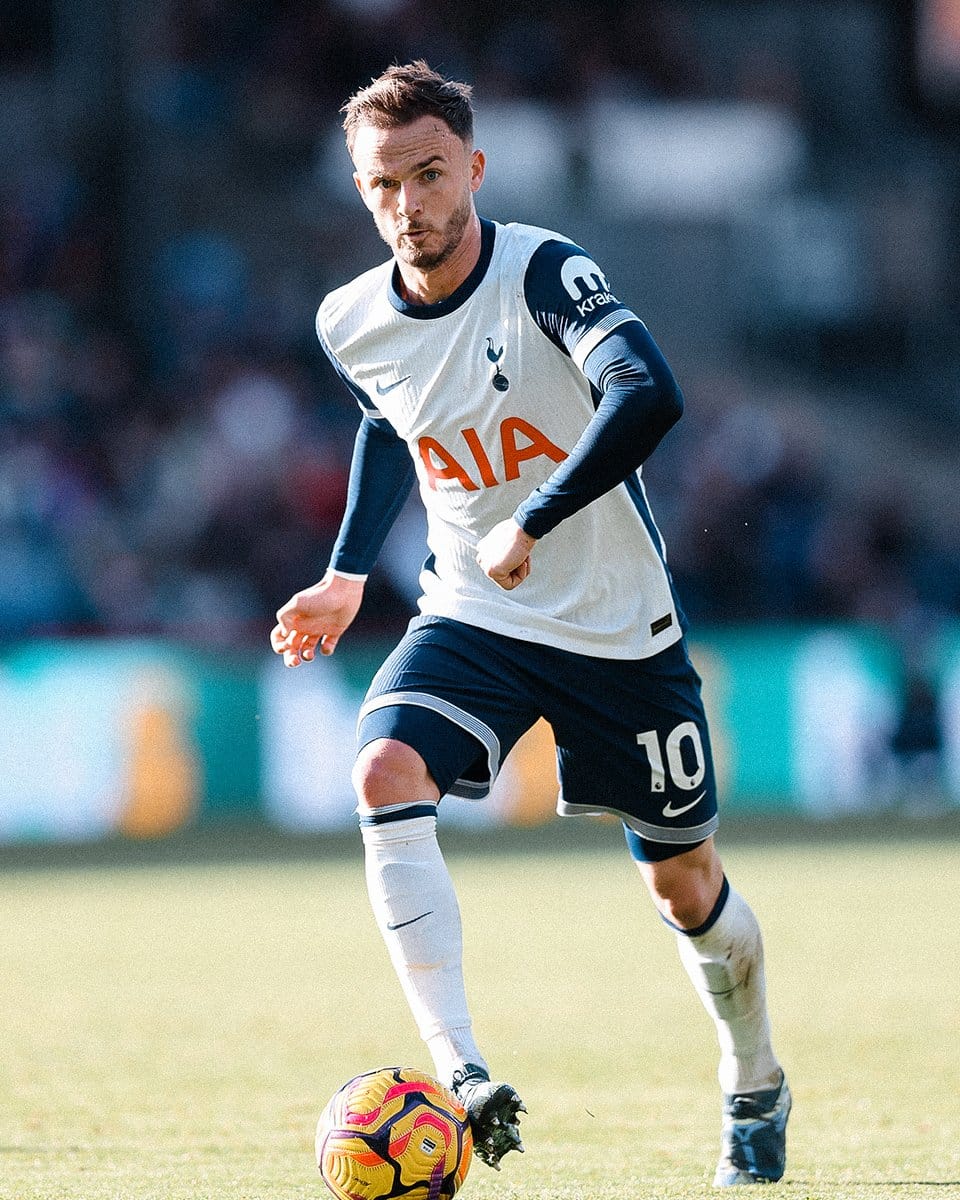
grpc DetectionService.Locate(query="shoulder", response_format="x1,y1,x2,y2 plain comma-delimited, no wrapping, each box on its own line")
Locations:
516,232,640,366
523,235,614,304
496,220,620,312
315,259,393,351
493,220,573,267
495,221,607,279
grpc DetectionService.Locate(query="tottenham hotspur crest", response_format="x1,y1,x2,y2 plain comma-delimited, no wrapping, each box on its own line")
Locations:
485,337,510,392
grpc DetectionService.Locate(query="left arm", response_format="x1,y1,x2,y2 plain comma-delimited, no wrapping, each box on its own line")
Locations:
513,319,682,538
476,319,683,586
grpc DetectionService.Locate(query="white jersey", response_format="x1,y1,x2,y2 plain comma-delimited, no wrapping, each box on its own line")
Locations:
316,219,683,660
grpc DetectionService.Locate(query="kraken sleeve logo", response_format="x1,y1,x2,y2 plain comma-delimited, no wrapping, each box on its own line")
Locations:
560,255,611,300
485,337,510,392
560,254,618,316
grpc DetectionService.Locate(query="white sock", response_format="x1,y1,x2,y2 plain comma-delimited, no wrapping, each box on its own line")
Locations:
359,803,487,1087
673,878,781,1095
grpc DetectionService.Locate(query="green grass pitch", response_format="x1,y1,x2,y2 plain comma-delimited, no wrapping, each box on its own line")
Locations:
2,824,958,1199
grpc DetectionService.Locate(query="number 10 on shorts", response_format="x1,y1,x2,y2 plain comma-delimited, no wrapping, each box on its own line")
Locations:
636,722,706,793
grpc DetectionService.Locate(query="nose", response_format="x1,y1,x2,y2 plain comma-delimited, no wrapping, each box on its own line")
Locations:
397,181,423,218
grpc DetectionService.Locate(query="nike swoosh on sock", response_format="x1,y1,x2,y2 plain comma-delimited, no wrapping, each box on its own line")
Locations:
386,911,434,931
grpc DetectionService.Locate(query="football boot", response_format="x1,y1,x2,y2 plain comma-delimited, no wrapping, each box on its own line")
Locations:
714,1072,791,1186
450,1063,525,1170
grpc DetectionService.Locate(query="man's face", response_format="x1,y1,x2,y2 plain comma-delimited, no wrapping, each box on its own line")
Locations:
351,116,485,271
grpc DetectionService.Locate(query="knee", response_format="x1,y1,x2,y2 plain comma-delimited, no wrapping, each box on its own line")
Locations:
637,839,725,931
655,877,720,931
352,738,439,809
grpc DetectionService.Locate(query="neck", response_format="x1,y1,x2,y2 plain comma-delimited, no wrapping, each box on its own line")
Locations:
396,214,482,305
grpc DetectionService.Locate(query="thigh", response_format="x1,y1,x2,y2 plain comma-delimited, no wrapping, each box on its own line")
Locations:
547,638,720,850
358,616,541,800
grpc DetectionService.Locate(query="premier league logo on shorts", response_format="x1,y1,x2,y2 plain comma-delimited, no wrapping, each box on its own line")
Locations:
485,337,510,392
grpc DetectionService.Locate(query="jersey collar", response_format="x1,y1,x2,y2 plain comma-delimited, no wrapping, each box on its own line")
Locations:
388,218,496,319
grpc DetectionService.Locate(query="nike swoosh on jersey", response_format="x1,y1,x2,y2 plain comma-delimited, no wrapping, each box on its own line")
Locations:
386,910,433,931
662,791,706,819
375,375,411,395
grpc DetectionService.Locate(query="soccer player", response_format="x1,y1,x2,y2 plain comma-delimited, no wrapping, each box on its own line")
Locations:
272,61,790,1186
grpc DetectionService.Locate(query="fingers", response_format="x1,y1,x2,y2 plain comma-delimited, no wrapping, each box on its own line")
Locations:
271,581,359,665
270,620,291,654
271,621,322,667
486,557,531,591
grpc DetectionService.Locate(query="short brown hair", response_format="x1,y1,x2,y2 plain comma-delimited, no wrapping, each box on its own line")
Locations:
341,60,474,151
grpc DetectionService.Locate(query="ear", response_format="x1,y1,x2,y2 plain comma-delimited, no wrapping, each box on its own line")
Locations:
470,149,486,194
353,173,373,210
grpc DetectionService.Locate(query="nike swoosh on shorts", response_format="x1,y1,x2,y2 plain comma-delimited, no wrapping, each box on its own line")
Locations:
661,791,706,818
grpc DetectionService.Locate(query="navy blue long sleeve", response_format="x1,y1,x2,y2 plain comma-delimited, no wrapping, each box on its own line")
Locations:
512,319,683,540
330,415,415,576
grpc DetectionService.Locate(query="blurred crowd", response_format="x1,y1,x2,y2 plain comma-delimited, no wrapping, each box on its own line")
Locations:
137,0,742,157
643,380,960,637
0,284,363,643
2,0,959,650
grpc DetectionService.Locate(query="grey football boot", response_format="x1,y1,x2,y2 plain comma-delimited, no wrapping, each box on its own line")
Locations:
450,1063,526,1170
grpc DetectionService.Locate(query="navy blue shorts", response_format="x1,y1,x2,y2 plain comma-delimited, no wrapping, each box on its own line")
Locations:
357,616,719,859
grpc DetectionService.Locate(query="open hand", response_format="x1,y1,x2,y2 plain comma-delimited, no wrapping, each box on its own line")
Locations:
270,572,364,666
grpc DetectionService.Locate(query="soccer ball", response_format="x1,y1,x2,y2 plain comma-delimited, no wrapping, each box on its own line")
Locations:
316,1066,473,1200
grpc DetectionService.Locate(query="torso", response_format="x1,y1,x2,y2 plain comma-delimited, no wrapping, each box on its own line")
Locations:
317,220,682,659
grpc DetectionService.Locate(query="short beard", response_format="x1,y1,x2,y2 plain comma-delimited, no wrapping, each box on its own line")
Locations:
391,192,473,270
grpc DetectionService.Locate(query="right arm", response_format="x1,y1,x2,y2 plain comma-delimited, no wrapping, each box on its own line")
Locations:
271,414,415,666
330,415,416,577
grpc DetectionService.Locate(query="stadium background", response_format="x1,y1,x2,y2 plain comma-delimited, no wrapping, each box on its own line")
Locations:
2,0,960,842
